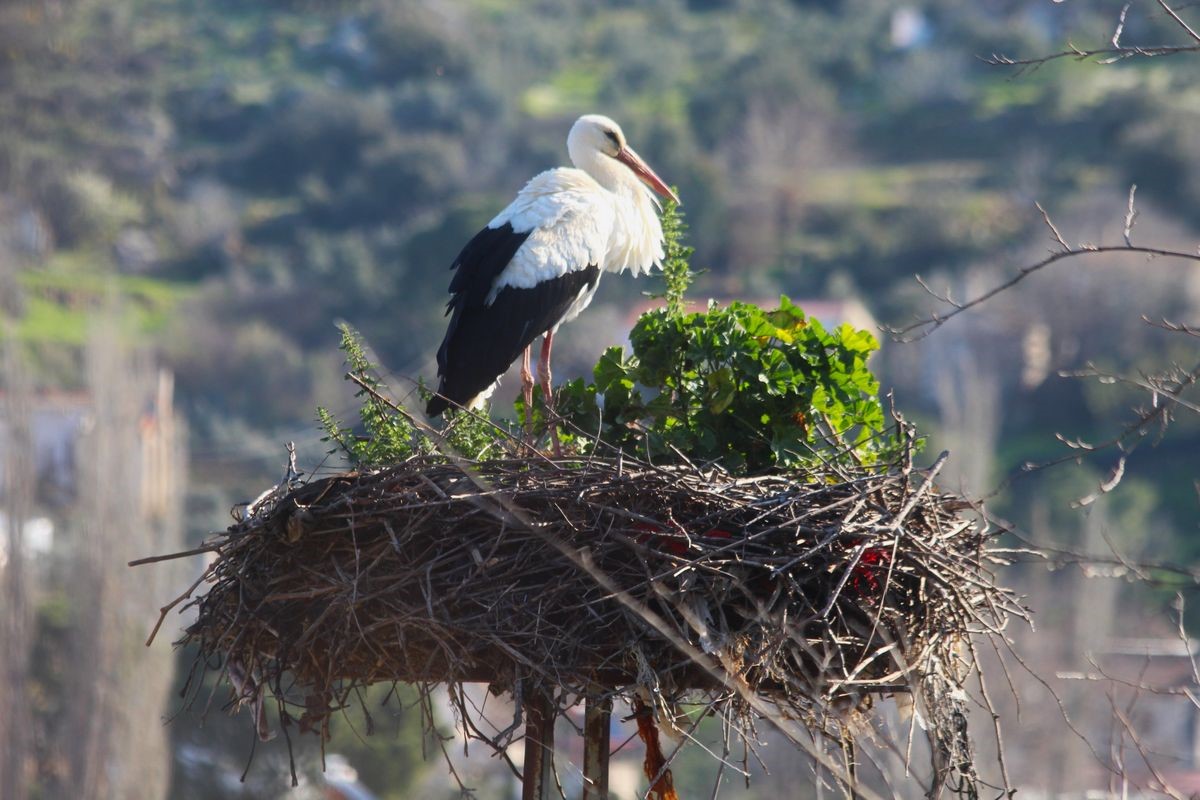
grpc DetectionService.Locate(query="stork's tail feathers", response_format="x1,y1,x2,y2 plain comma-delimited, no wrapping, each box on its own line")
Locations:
425,395,450,417
425,381,497,418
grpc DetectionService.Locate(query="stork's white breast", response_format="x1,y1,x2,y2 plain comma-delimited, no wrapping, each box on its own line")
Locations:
485,169,614,302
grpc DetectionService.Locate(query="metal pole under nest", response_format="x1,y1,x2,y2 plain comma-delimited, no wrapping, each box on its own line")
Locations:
521,689,556,800
582,695,612,800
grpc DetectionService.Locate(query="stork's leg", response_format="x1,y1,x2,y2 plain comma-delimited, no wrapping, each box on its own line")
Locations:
520,346,535,437
538,331,562,457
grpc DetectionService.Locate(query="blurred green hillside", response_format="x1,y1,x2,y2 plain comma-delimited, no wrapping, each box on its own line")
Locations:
5,0,1198,415
7,0,1199,507
3,0,1200,796
7,0,1200,622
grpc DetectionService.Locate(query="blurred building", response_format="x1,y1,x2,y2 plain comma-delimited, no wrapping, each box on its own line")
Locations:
0,390,89,508
0,371,179,558
1096,637,1200,794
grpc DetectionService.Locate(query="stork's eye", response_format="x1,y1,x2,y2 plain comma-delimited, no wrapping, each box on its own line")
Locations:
603,129,620,148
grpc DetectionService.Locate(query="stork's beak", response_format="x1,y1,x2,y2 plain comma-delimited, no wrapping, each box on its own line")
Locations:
616,146,680,205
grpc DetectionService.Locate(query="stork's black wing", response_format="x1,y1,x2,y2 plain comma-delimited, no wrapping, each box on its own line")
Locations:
427,223,599,416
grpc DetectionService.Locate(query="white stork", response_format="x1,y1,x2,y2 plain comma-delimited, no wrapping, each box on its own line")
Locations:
426,114,679,429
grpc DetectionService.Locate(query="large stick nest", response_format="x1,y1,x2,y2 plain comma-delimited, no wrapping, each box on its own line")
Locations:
175,447,1020,792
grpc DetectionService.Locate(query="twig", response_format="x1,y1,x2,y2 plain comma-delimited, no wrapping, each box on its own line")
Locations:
1158,0,1200,43
983,43,1200,70
128,541,223,566
1037,202,1071,252
890,236,1200,342
986,0,1200,70
1123,184,1138,246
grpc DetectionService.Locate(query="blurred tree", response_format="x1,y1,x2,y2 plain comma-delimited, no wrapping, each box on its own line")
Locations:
0,336,35,800
324,685,430,799
54,319,184,800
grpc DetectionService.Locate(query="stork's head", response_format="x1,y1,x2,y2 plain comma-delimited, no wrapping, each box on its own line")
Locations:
568,114,680,204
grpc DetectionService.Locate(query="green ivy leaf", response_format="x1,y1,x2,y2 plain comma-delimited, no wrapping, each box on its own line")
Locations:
706,365,737,414
593,346,631,391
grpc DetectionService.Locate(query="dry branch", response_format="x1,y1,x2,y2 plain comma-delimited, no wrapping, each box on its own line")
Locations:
984,0,1200,70
890,198,1200,342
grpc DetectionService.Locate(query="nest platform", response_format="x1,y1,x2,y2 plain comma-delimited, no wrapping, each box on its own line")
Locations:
164,449,1020,795
177,450,1008,703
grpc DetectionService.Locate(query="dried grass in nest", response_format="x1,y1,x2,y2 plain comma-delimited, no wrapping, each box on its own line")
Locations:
165,445,1022,794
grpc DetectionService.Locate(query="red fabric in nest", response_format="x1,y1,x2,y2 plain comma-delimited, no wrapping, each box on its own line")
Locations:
849,540,892,597
633,698,680,800
634,521,889,601
633,520,733,557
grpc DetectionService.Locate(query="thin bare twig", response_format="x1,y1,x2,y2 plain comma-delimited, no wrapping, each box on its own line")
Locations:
1157,0,1200,43
1123,184,1139,246
983,43,1200,70
986,0,1200,70
889,203,1200,341
1037,202,1071,252
1113,3,1132,47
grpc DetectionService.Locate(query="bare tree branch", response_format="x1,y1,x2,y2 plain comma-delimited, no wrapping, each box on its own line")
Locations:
1157,0,1200,43
1123,184,1138,246
1146,316,1200,336
983,43,1200,70
1113,3,1132,47
1062,360,1200,418
1037,201,1071,252
986,0,1200,70
889,245,1200,341
977,348,1200,508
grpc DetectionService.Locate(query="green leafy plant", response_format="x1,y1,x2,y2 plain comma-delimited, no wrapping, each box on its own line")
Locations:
557,298,897,473
319,325,510,466
555,199,903,474
656,196,694,319
318,324,418,466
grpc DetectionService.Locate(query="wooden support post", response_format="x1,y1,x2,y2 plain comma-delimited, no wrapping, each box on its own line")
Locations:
582,695,612,800
522,689,556,800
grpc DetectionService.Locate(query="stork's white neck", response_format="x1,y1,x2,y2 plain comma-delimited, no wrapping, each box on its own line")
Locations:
566,148,664,277
569,147,639,198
